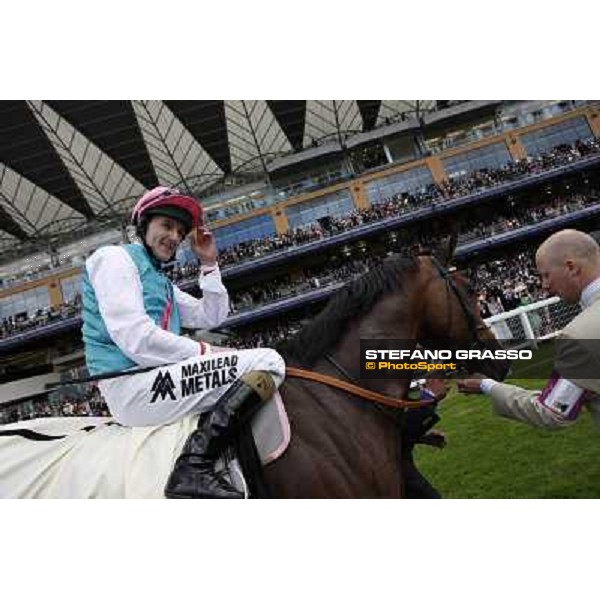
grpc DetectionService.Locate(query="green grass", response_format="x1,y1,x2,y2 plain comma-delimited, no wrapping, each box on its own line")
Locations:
415,382,600,498
414,343,600,498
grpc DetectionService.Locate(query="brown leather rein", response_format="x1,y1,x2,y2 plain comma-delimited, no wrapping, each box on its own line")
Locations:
285,366,435,410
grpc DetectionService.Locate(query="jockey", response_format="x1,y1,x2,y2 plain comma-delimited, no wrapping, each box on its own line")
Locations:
81,186,286,499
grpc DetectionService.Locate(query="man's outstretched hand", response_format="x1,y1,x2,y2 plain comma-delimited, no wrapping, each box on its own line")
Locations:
456,376,485,394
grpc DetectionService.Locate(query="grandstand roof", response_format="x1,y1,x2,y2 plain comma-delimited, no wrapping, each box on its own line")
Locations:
0,100,459,256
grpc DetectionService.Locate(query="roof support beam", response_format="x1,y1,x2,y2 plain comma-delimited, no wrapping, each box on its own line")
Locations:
0,101,94,218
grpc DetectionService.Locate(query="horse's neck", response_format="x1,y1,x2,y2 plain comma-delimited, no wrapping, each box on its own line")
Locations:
320,300,419,401
276,355,405,498
315,350,412,402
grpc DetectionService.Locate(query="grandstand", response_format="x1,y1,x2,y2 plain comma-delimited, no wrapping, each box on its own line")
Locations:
1,99,600,424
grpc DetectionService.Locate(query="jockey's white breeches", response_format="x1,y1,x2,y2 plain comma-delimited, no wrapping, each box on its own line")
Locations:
98,347,286,427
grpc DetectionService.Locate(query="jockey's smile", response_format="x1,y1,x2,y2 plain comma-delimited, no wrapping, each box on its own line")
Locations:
144,215,187,262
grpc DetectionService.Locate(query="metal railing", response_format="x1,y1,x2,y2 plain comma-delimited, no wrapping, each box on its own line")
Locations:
484,297,581,348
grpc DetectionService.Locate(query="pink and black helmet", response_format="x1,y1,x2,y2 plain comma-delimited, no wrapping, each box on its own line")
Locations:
131,186,203,234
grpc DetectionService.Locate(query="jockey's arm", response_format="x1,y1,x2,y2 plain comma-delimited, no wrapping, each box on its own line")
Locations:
87,246,205,366
173,264,230,329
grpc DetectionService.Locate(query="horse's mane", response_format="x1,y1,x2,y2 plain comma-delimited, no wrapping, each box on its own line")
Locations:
277,254,419,366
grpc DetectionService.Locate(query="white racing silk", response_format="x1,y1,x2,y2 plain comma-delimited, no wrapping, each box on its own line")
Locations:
0,416,196,498
0,393,290,498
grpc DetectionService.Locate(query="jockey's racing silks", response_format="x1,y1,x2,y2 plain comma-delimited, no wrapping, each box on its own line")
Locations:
82,243,229,376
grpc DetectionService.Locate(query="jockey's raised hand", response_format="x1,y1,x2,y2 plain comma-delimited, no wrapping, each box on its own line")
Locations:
190,226,218,266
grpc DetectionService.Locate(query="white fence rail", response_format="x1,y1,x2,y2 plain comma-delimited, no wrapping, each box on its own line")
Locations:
484,297,580,348
410,296,576,385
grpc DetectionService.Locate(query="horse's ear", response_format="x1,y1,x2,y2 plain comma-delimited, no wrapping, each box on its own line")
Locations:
432,232,457,267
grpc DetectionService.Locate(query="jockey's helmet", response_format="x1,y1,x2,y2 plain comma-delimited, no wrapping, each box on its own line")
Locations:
131,186,203,237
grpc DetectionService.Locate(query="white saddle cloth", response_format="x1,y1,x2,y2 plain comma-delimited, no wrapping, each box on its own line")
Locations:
0,392,290,498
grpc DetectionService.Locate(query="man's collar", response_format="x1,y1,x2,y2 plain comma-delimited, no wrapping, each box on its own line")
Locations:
580,277,600,309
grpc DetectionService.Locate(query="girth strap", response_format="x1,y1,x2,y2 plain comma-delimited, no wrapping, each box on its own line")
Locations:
285,367,435,410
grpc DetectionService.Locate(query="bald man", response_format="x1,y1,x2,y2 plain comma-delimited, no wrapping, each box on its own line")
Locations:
457,229,600,429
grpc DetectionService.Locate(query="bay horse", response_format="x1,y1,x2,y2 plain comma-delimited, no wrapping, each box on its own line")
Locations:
260,249,510,498
0,245,509,498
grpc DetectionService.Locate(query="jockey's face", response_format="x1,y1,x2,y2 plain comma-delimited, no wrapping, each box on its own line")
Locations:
145,215,187,262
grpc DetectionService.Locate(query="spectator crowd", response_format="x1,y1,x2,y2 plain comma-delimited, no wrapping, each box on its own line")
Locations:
0,383,109,425
229,258,376,313
168,136,600,276
442,138,600,198
3,135,599,293
456,189,597,244
0,294,81,341
3,176,599,342
466,251,546,318
0,244,582,425
171,183,599,315
3,136,600,423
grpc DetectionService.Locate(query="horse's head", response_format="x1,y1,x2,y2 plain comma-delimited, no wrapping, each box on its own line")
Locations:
279,235,510,385
416,238,510,382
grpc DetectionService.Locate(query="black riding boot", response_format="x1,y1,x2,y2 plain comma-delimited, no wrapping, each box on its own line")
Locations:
164,371,275,499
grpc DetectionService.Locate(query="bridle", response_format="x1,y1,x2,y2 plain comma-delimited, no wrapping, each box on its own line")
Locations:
428,254,494,360
286,254,492,409
286,364,432,410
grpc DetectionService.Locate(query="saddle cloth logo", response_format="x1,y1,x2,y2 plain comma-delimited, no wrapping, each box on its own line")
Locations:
150,370,176,402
